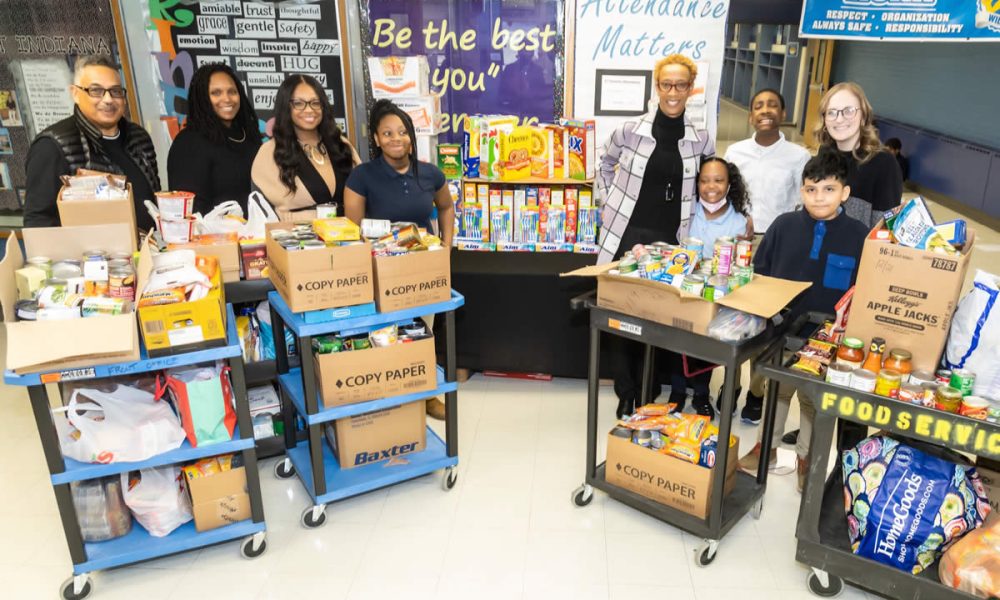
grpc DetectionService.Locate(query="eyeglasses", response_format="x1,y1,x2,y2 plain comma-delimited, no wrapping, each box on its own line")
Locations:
657,80,691,93
824,106,860,121
74,85,126,100
290,99,322,112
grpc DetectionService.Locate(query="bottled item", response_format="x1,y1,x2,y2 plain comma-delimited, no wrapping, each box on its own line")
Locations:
862,337,886,373
883,349,913,381
836,338,865,369
70,475,132,542
875,369,902,398
935,386,963,413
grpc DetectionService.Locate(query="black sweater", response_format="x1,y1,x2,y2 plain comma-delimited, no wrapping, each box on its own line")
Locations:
630,109,684,241
841,149,903,215
754,209,869,319
167,127,261,216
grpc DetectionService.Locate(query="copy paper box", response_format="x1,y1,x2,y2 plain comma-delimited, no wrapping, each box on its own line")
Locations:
564,262,811,335
266,223,374,313
167,240,240,283
0,224,140,373
368,55,429,98
846,222,976,373
373,249,450,312
329,401,427,470
136,245,227,357
184,466,250,532
560,118,596,180
605,432,738,519
57,184,138,251
314,334,436,406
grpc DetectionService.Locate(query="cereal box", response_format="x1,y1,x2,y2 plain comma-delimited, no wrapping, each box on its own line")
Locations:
438,144,463,180
560,118,596,180
369,56,429,98
545,124,568,179
499,126,533,181
463,115,484,178
479,116,518,180
529,126,553,179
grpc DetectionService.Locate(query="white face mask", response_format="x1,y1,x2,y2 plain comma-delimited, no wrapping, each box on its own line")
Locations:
699,185,730,213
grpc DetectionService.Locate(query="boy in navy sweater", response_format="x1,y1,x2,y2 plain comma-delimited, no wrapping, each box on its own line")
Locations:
738,149,869,492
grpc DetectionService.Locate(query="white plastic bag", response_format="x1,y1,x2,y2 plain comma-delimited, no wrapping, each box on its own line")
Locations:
242,191,278,239
56,385,186,464
122,466,192,537
195,200,245,235
944,270,1000,399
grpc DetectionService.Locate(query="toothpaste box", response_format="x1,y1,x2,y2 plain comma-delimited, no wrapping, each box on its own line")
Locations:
564,187,578,244
477,184,490,241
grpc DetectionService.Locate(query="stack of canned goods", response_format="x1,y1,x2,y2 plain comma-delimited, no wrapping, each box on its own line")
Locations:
16,250,135,321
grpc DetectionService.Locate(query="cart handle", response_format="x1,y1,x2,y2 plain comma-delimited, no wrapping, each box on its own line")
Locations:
569,290,597,311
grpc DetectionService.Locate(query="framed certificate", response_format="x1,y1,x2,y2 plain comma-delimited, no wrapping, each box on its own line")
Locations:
594,69,651,116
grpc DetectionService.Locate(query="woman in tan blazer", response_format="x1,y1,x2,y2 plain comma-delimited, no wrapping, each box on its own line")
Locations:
251,74,360,221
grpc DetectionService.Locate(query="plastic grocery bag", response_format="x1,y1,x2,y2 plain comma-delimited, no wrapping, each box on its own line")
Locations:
196,200,245,235
843,435,990,574
939,517,1000,597
122,466,192,537
242,191,278,239
707,308,765,342
157,362,236,447
944,270,1000,399
56,385,186,463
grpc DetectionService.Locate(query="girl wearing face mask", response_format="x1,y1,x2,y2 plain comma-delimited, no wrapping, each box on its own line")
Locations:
673,157,751,418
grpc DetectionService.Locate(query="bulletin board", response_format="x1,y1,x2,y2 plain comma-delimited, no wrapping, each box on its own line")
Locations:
0,0,134,214
138,0,354,140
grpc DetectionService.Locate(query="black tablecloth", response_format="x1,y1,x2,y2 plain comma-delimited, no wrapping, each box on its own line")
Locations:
450,249,612,379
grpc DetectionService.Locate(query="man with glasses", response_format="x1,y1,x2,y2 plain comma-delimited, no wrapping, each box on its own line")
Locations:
24,55,159,230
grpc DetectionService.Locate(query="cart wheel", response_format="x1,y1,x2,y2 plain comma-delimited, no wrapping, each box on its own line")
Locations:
301,505,327,529
442,467,458,491
240,533,267,559
571,484,594,507
59,575,93,600
751,497,764,520
695,539,719,567
807,570,844,598
274,458,295,480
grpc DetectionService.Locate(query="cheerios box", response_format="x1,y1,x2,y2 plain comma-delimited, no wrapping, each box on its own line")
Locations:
559,118,596,180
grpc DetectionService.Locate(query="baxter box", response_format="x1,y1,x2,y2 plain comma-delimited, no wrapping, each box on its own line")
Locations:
0,224,140,374
564,263,810,335
315,334,437,407
57,184,138,252
184,466,250,532
266,224,374,313
373,249,450,313
327,401,427,470
846,222,976,373
604,431,738,519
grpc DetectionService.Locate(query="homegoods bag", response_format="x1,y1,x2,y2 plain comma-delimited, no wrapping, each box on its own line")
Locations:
157,362,236,447
944,270,1000,399
844,435,990,574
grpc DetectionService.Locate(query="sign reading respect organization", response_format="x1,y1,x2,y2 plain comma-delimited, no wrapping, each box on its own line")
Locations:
800,0,1000,40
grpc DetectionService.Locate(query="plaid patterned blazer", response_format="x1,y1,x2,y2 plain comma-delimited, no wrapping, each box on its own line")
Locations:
595,110,715,264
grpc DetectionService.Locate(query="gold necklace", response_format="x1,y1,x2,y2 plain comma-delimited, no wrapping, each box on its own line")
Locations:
227,127,246,143
299,140,327,165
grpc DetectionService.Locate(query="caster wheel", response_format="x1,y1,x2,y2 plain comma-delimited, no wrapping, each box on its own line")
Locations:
442,467,458,491
571,484,594,507
240,534,267,559
694,540,719,567
807,571,844,598
301,506,327,529
60,576,93,600
274,459,295,480
751,498,764,520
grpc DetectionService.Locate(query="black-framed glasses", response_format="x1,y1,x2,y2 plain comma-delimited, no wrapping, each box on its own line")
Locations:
290,99,322,112
657,80,691,93
824,106,860,121
73,85,126,99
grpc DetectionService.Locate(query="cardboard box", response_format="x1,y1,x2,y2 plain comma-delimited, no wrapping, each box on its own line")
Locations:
605,431,739,519
266,224,374,313
846,223,976,373
315,334,437,406
564,263,811,335
57,184,138,251
136,246,227,356
438,144,463,180
167,241,240,283
0,225,141,373
329,400,427,469
184,466,250,532
560,119,596,180
394,95,441,136
368,55,429,98
373,248,450,312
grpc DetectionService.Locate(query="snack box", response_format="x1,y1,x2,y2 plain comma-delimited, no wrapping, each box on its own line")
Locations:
499,126,533,181
438,144,463,180
368,55,429,98
560,118,596,180
313,217,361,242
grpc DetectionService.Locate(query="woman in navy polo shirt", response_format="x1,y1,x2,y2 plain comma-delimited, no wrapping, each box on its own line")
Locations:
345,99,454,420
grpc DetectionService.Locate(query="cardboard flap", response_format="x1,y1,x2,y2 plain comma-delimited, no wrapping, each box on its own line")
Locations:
561,262,614,277
24,223,134,260
717,275,812,318
6,314,137,372
0,234,24,323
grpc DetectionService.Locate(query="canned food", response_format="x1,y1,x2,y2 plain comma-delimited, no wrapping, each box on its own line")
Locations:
109,251,132,262
735,239,753,267
712,240,735,276
81,297,126,317
279,240,301,251
987,401,1000,424
934,385,963,413
682,237,704,257
733,264,754,285
708,275,729,297
37,278,68,308
301,240,326,250
618,256,639,276
82,249,108,261
875,369,902,398
908,370,936,387
52,260,83,279
935,369,953,385
898,383,924,405
949,369,976,397
728,274,742,291
850,369,877,393
959,396,990,420
15,299,38,321
921,382,940,407
680,274,705,296
826,362,854,387
109,267,135,301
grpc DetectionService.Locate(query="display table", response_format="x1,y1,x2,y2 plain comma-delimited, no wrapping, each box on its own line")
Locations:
451,249,612,378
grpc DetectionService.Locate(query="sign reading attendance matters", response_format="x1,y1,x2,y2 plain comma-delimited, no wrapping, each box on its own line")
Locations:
800,0,1000,40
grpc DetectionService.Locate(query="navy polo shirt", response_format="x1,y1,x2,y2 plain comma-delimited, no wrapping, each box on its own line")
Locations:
345,155,446,231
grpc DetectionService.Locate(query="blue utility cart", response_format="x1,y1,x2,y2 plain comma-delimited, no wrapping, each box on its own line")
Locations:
268,290,464,528
5,305,267,600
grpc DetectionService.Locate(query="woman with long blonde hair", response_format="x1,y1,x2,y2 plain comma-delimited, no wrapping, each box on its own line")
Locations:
814,82,902,224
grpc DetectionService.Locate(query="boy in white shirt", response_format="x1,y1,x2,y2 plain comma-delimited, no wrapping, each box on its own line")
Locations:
724,89,811,425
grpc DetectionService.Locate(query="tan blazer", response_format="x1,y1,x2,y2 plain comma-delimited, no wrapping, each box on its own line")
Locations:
251,139,361,221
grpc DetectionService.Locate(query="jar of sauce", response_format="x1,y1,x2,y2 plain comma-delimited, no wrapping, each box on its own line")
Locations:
836,338,865,369
875,369,902,398
883,349,913,382
935,385,963,413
